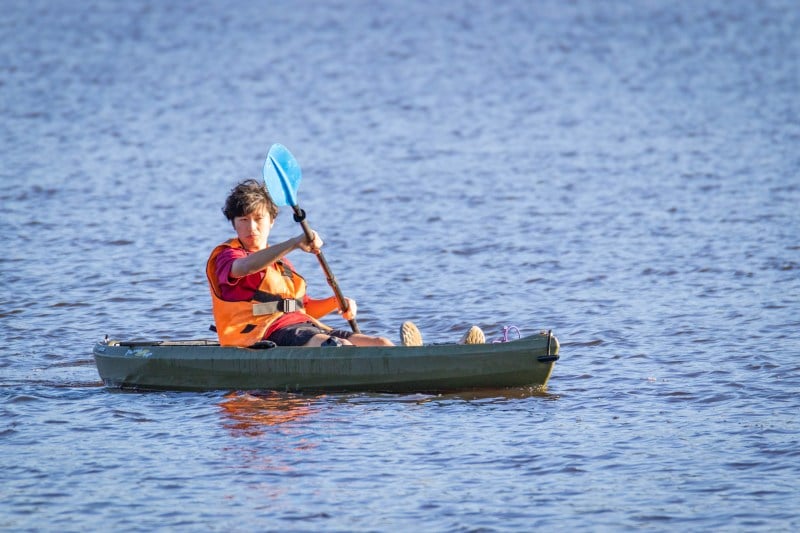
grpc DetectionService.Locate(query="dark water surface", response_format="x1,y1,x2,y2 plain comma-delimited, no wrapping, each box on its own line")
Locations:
2,0,799,530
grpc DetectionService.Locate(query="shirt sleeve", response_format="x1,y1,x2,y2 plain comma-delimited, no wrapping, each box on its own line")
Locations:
215,247,247,287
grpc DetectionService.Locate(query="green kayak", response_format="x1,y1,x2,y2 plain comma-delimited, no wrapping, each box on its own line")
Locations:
92,331,559,392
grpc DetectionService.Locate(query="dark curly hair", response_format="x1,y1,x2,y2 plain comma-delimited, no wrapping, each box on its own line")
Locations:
222,179,279,224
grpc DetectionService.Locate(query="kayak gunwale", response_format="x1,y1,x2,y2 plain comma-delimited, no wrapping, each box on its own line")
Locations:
93,332,559,393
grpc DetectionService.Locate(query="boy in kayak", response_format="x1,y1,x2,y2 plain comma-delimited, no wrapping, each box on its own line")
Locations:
207,179,483,348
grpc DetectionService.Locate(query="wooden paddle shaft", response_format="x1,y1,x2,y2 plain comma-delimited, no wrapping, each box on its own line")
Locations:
293,206,361,334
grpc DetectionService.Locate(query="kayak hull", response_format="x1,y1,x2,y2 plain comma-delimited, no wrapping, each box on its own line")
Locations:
93,332,559,393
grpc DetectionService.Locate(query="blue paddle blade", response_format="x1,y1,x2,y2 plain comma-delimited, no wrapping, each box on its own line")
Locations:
262,143,302,207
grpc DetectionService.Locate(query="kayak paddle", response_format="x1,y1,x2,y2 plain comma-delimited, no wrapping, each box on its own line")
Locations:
263,143,361,333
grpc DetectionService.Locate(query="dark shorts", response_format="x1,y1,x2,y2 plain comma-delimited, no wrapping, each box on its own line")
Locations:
266,322,354,347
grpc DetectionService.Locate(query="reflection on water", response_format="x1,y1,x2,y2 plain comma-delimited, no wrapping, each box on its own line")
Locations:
219,391,322,437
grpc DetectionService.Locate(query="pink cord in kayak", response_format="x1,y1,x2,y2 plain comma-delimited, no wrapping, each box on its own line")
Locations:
493,325,521,343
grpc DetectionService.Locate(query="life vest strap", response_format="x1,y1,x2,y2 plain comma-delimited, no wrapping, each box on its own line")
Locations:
252,297,304,316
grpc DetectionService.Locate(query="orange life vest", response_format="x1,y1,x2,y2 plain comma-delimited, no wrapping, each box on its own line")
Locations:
206,238,307,346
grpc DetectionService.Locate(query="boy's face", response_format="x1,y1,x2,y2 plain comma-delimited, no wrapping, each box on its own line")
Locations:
233,205,273,251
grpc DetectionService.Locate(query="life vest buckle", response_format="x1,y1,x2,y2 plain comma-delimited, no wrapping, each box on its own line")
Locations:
252,298,301,316
277,298,298,313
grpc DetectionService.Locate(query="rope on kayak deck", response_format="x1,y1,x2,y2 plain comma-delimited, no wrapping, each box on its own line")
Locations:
492,325,521,343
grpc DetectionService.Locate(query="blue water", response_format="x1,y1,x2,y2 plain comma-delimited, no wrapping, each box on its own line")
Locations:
2,0,799,530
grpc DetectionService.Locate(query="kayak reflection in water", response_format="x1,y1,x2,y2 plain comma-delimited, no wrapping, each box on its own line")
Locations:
206,179,483,348
220,391,319,437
